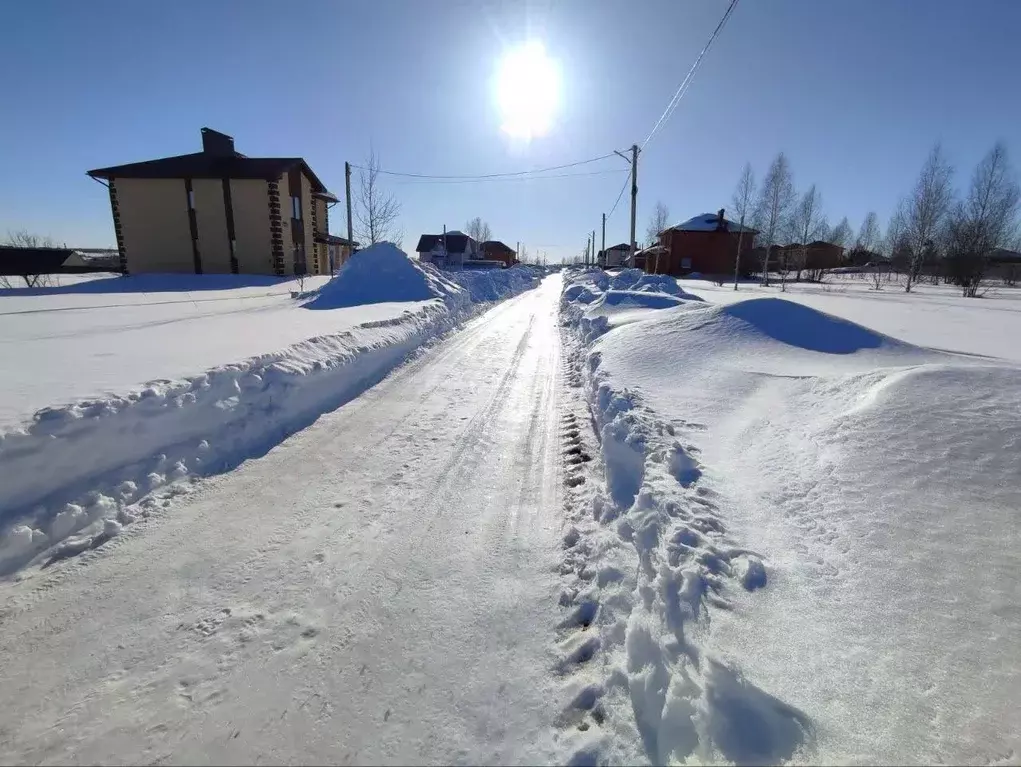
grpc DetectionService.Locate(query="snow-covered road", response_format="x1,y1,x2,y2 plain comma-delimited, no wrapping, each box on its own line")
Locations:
0,276,567,764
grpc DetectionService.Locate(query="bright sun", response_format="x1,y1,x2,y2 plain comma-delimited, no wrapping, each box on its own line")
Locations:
495,41,560,140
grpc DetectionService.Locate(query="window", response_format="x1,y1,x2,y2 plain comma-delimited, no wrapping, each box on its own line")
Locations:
187,189,195,210
681,257,692,269
291,195,302,220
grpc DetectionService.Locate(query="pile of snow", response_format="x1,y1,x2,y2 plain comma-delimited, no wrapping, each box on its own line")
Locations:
560,267,703,342
304,243,466,309
558,288,1021,764
449,265,540,303
0,244,541,574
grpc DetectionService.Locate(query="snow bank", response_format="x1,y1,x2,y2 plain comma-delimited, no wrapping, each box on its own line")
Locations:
449,265,540,302
304,242,466,309
559,275,1021,764
0,245,539,574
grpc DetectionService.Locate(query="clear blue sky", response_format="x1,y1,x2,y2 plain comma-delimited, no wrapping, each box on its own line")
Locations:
2,0,1020,261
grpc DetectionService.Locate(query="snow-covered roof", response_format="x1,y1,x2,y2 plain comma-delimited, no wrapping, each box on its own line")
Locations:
670,213,758,234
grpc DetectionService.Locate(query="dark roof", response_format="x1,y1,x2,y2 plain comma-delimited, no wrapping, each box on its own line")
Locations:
991,248,1021,263
807,240,842,249
87,128,331,193
0,246,76,276
671,213,758,234
416,233,474,254
481,240,515,256
314,233,359,247
603,243,631,252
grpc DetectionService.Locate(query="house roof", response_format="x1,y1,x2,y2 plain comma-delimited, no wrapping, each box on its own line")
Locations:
669,213,758,234
0,246,76,276
86,128,332,193
314,233,360,247
88,153,330,192
416,233,475,254
991,248,1021,263
481,240,515,256
603,243,631,252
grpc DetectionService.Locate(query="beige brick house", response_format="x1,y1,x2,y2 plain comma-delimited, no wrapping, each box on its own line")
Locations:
87,128,354,276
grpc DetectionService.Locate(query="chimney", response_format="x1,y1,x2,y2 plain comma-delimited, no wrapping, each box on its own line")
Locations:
716,208,728,232
201,127,235,157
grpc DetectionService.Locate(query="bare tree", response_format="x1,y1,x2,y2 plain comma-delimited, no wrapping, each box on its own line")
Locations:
789,184,827,284
829,216,852,252
753,152,796,287
731,163,756,289
355,149,403,247
944,141,1020,297
903,143,955,292
465,217,492,244
851,212,883,288
2,230,57,288
645,201,670,246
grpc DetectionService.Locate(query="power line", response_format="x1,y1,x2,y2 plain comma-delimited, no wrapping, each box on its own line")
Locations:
606,173,630,220
352,153,618,180
642,0,739,150
390,168,628,186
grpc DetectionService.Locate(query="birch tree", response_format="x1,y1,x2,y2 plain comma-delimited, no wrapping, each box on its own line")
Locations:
356,149,403,246
789,184,827,283
646,201,670,247
753,152,795,287
730,163,756,289
465,217,492,244
829,216,852,251
944,141,1020,296
903,143,954,292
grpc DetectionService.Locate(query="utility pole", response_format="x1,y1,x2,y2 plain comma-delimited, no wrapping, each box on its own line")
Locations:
592,229,596,267
344,161,354,263
629,144,639,263
601,213,606,263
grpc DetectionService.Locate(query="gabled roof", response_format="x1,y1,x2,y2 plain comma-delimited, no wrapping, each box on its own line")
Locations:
416,233,474,254
88,153,329,192
670,213,758,234
86,128,331,193
0,246,76,276
481,240,515,256
603,243,631,252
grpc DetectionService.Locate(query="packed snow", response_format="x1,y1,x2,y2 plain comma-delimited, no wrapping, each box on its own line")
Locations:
0,245,538,574
0,275,566,766
558,267,1021,764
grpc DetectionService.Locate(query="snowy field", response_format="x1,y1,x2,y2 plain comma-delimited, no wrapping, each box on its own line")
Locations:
0,248,538,576
0,272,414,426
559,268,1021,764
681,274,1021,362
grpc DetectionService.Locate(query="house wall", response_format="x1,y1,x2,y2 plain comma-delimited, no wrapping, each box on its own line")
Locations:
654,230,755,276
115,178,194,273
605,249,629,268
230,179,274,274
192,179,231,273
313,197,329,275
276,173,294,276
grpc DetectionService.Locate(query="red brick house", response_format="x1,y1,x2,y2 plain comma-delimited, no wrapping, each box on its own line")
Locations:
647,210,758,276
481,240,517,267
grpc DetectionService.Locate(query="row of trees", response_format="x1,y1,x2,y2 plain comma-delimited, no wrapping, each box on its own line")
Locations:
722,142,1020,296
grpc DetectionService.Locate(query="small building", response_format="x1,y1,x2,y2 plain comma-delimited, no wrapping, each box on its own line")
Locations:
480,240,517,268
416,231,483,269
87,127,342,276
783,240,844,272
597,243,631,269
648,210,757,276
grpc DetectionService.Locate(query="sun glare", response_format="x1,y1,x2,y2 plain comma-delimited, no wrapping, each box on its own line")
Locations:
495,41,560,140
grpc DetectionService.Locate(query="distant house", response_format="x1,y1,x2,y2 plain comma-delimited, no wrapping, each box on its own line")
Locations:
597,243,631,269
0,246,118,284
416,231,478,269
87,127,343,277
784,240,844,272
648,210,758,276
417,231,509,269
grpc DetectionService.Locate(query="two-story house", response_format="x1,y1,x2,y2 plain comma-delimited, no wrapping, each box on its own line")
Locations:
87,127,347,276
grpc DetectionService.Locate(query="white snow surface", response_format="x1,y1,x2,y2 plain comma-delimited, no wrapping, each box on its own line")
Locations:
559,267,1021,764
0,246,539,574
0,277,568,764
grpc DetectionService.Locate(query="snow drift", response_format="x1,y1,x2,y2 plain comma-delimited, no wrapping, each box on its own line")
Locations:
304,243,465,309
0,245,539,574
560,275,1021,764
